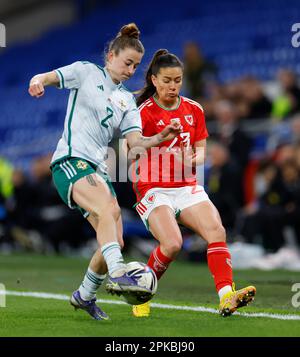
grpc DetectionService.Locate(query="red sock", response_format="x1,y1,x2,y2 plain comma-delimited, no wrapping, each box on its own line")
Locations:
147,246,173,280
207,242,233,292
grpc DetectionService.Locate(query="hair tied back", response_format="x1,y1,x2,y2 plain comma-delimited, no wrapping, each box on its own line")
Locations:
118,23,140,39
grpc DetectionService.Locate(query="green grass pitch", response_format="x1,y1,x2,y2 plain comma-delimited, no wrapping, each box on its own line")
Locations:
0,253,300,337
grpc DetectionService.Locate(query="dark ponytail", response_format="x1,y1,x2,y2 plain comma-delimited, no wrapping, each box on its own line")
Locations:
136,49,183,107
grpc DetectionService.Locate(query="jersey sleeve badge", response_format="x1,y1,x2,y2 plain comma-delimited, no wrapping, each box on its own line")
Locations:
76,160,88,170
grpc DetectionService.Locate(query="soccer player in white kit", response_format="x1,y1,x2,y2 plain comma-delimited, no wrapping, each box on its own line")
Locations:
28,23,181,320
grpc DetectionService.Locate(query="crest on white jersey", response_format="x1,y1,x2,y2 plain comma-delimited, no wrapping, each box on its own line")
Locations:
109,91,128,111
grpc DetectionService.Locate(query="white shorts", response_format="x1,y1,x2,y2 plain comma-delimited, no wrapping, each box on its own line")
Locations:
135,185,209,230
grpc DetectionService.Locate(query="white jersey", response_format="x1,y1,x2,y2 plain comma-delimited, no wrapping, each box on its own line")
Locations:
51,61,142,173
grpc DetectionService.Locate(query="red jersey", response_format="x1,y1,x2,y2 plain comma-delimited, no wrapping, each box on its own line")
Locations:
132,96,209,201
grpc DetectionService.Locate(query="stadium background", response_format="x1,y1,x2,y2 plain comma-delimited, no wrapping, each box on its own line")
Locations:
1,1,300,334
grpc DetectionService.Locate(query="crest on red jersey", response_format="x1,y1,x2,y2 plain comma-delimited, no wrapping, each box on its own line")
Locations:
184,115,193,125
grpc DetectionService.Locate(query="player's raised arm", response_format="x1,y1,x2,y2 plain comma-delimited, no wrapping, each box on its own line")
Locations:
28,71,59,98
125,122,182,150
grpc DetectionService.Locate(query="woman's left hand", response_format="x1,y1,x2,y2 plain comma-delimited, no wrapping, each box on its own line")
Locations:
159,121,183,142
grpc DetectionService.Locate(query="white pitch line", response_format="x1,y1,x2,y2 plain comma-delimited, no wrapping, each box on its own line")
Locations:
3,290,300,321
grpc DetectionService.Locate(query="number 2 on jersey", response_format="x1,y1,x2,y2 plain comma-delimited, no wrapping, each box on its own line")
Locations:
101,107,113,128
167,132,190,151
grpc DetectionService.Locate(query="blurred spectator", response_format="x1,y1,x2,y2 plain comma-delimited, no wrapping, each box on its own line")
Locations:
200,82,226,121
239,156,300,253
206,142,244,231
212,100,252,171
273,143,295,167
281,159,300,247
223,81,248,120
6,154,92,253
0,157,14,246
183,42,218,100
291,115,300,143
294,142,300,170
256,158,300,253
266,122,293,153
266,114,300,154
239,159,285,252
0,157,14,204
272,69,300,120
31,154,92,253
239,77,272,119
7,169,34,229
202,76,272,121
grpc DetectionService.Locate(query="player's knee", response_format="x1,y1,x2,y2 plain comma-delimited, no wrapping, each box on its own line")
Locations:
208,223,226,243
92,203,120,223
111,203,121,221
117,228,124,249
162,238,182,258
118,238,125,250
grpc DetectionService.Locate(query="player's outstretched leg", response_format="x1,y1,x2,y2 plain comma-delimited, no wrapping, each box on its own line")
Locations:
132,246,173,317
206,241,256,316
105,267,152,297
219,285,256,317
70,290,109,321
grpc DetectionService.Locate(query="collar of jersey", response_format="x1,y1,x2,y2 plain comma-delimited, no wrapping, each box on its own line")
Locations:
103,67,123,90
153,95,181,111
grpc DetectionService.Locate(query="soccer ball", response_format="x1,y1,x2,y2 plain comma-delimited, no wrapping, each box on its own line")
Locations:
126,261,158,294
123,261,157,305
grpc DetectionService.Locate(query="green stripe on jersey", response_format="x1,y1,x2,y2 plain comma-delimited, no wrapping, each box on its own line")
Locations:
80,61,106,79
95,65,106,78
153,94,181,111
68,89,79,156
56,70,65,89
121,126,142,135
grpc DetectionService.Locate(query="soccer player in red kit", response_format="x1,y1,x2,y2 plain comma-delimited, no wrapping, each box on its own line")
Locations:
131,49,256,317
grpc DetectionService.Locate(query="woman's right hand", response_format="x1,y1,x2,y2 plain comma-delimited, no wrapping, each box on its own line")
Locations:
28,76,45,98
